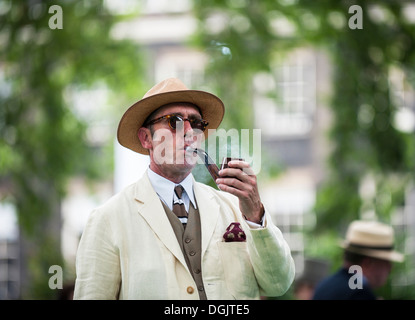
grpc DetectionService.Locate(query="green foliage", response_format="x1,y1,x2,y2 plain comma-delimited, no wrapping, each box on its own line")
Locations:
26,236,64,300
0,0,145,298
193,0,415,299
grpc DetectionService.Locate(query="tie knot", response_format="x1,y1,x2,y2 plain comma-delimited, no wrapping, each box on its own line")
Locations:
174,185,184,199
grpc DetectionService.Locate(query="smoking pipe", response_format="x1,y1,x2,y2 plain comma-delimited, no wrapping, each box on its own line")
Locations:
186,147,220,182
186,147,244,185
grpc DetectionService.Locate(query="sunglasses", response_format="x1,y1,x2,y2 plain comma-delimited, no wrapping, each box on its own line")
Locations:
145,114,209,132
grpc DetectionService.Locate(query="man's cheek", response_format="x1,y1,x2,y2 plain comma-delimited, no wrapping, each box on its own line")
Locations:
152,128,174,164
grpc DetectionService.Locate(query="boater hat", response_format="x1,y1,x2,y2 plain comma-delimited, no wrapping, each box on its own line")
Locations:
340,220,404,263
117,78,225,154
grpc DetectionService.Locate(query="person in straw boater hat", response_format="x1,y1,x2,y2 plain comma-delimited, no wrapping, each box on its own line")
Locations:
313,220,404,300
74,78,295,300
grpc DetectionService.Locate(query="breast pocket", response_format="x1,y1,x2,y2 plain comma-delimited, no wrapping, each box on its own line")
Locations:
217,241,259,299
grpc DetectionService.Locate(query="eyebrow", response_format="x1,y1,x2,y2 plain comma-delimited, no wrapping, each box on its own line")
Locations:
166,112,202,120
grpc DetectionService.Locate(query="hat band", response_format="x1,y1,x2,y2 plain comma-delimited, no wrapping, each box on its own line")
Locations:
348,242,394,251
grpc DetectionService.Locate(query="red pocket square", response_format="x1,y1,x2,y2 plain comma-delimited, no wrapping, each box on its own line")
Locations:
223,222,246,242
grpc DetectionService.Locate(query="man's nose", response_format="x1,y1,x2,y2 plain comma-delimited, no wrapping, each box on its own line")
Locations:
183,120,194,134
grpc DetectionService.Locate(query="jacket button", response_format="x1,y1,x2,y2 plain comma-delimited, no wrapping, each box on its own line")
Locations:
187,286,194,294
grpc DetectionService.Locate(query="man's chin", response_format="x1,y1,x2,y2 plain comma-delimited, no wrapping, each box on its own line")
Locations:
151,150,198,170
175,161,196,172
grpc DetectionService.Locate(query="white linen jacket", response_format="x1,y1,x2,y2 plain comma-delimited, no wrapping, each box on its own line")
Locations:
73,172,295,300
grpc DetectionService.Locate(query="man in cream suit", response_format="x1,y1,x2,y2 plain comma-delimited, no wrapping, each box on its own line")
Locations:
73,78,295,300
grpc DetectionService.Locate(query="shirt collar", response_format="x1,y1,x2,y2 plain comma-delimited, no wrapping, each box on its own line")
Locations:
147,167,196,210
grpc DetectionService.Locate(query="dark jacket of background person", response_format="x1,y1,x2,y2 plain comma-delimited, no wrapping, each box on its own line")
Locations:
312,220,404,300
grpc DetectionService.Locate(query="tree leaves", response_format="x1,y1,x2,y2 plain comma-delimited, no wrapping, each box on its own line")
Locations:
0,0,145,298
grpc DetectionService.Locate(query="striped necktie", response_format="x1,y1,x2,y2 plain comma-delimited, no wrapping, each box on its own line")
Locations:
173,185,188,227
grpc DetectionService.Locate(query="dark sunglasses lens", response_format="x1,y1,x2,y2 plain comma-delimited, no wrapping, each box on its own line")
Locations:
190,119,205,131
168,115,182,129
168,115,207,131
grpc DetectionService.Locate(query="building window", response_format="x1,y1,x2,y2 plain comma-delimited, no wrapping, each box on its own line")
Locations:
253,48,316,137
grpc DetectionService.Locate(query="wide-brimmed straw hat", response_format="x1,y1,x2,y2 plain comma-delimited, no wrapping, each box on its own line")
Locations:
340,220,404,263
117,78,225,154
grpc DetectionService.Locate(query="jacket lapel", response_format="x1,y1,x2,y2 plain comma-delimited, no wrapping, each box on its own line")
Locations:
134,172,187,268
193,180,220,258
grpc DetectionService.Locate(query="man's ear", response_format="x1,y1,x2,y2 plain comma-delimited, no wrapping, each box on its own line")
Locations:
138,127,153,150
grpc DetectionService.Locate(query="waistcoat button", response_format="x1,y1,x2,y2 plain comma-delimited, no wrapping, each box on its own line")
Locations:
187,286,194,294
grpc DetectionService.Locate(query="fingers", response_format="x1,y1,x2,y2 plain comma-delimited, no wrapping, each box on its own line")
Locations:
216,177,247,195
216,160,257,195
219,160,255,179
215,160,263,219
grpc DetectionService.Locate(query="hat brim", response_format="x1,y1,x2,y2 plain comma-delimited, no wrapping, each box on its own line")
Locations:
117,89,225,154
340,241,404,263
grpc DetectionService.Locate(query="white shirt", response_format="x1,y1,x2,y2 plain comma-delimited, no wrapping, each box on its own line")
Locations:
147,168,196,212
146,168,264,228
